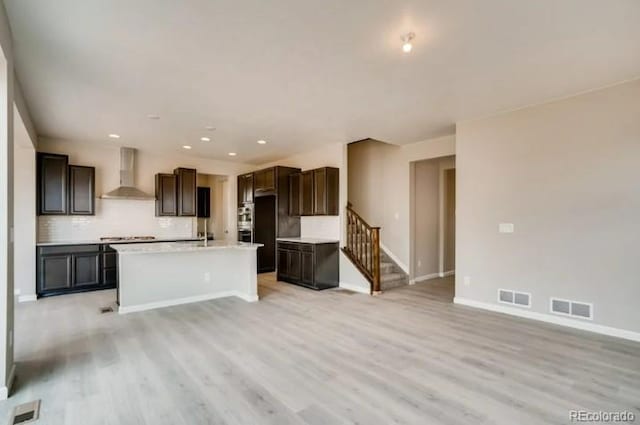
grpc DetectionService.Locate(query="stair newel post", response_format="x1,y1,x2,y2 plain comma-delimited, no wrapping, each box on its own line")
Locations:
371,227,381,295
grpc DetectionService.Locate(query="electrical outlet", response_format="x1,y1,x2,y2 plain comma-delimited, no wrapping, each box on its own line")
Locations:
499,223,514,233
463,276,471,286
204,272,211,282
417,260,422,267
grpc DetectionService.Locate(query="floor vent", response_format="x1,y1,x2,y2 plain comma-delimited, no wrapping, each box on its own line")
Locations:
100,306,114,314
10,400,40,424
498,289,531,307
550,298,593,320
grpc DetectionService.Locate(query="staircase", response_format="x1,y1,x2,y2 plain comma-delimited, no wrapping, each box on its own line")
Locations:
379,250,409,290
343,204,408,294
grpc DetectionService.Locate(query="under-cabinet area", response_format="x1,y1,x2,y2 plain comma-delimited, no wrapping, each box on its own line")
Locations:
276,238,339,290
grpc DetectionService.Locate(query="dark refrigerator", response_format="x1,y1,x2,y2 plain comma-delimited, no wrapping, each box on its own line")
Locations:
254,195,276,273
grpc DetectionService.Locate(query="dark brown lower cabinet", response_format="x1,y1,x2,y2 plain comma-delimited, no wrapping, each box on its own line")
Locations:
276,240,339,290
37,244,117,297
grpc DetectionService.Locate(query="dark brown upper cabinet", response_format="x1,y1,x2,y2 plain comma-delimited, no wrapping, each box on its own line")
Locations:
68,165,95,215
37,152,69,215
288,173,301,216
237,173,254,206
254,167,276,195
155,173,177,216
313,167,339,215
174,167,197,216
300,170,314,216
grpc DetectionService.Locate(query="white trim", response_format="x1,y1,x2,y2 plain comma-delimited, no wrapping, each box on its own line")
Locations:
453,297,640,343
338,282,370,294
18,294,37,303
0,364,16,400
439,270,455,278
380,243,409,274
412,273,441,284
119,291,257,314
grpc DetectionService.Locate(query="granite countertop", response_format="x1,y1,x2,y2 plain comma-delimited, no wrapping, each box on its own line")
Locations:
276,237,340,244
36,237,202,247
111,240,264,255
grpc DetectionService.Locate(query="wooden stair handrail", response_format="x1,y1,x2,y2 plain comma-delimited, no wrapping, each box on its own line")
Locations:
344,204,381,294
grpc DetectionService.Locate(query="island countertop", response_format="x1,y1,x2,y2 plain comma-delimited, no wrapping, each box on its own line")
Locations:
111,240,263,255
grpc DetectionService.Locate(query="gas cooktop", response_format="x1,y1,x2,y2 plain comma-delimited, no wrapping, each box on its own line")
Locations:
99,236,156,242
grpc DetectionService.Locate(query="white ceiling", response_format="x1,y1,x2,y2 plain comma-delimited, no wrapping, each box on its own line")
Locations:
5,0,640,164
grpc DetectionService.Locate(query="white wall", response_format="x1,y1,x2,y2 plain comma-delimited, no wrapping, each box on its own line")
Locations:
348,136,456,273
0,1,17,398
37,139,251,243
455,78,640,338
13,107,35,301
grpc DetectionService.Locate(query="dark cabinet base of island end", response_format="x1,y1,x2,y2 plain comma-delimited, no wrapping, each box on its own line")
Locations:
277,241,339,290
37,244,117,298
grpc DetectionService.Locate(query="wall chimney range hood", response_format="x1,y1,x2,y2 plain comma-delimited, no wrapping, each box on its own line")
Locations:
101,147,155,200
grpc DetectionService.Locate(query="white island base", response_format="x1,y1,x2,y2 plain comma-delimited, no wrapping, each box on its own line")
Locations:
113,241,262,314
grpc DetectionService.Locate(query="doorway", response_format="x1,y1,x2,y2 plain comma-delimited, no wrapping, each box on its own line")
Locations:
410,155,455,293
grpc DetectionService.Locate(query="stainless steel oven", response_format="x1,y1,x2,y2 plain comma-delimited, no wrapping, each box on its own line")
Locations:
238,204,253,242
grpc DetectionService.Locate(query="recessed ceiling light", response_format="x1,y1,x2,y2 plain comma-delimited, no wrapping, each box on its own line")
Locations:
183,145,192,150
200,137,211,142
257,140,267,145
401,32,415,53
147,114,160,120
108,134,120,139
228,152,237,156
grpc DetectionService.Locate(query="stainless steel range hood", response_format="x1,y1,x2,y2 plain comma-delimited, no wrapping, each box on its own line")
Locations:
100,147,155,200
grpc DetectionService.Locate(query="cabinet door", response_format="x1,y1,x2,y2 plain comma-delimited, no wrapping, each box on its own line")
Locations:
325,167,339,215
37,153,69,215
288,250,302,282
68,165,95,215
255,168,276,194
73,253,101,287
313,168,327,215
301,251,314,285
38,255,72,292
238,173,254,204
277,249,289,279
175,168,197,216
155,174,177,216
300,171,314,216
289,173,301,216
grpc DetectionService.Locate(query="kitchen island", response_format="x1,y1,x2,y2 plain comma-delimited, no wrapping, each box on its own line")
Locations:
113,240,262,313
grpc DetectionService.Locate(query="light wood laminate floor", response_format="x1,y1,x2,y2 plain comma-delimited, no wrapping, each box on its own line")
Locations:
2,274,639,424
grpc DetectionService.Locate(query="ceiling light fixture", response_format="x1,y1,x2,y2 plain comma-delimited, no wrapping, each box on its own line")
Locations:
228,152,237,156
257,140,267,145
200,137,211,142
182,145,192,150
108,134,120,139
401,32,415,53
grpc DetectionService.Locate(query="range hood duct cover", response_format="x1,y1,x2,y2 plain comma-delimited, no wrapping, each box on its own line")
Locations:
100,147,155,200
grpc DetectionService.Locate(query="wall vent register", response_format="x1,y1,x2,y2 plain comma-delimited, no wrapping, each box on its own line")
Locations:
550,298,593,320
498,289,531,307
10,400,40,424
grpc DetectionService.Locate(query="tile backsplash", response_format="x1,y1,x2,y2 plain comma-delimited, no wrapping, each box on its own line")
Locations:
300,216,341,241
38,199,194,242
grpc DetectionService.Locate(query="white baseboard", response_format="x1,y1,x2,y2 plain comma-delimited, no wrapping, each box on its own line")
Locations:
119,291,257,314
338,282,370,294
0,363,16,400
440,270,455,278
18,294,37,303
410,273,441,285
380,243,409,274
454,297,640,343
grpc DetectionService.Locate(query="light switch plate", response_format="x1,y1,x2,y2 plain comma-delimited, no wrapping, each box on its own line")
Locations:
499,223,514,233
463,276,471,286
